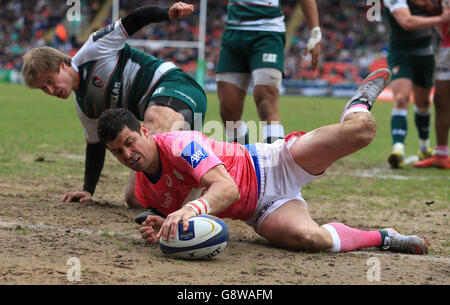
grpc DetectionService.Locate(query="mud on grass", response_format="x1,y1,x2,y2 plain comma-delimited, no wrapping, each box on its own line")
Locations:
1,168,449,285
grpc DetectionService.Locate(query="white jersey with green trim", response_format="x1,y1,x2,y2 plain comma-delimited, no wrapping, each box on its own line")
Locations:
225,0,286,32
71,19,178,143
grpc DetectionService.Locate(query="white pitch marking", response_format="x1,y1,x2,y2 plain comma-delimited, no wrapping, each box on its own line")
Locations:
404,155,419,165
332,164,450,181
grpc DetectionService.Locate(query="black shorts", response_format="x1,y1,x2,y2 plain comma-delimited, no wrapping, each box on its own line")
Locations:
147,96,194,130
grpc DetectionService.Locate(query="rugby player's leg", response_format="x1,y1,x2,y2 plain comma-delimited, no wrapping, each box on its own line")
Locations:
288,68,392,175
252,68,284,144
434,80,450,151
388,78,413,168
412,84,432,159
414,80,450,168
143,98,190,134
217,74,250,144
288,112,376,175
258,199,428,254
125,170,142,209
258,200,385,253
258,200,332,251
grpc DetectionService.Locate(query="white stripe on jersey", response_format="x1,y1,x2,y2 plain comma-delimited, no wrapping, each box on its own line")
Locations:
230,0,279,7
383,0,408,13
121,58,141,108
225,15,285,32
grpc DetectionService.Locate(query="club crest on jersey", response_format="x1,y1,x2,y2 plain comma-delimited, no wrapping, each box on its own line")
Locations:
181,141,209,168
92,75,104,88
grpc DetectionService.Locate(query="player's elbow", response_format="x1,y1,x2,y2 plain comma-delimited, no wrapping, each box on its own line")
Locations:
401,23,413,31
399,18,416,31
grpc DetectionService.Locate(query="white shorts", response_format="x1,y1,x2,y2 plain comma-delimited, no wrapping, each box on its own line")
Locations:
216,68,283,92
245,136,324,233
435,47,450,81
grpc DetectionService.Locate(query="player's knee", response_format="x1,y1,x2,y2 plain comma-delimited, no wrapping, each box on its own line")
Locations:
394,94,410,108
345,114,376,147
290,228,326,252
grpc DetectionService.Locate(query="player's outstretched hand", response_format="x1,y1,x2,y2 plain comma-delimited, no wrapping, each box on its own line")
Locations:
169,1,194,20
139,215,165,244
61,191,92,203
156,205,197,241
303,27,321,70
303,43,320,71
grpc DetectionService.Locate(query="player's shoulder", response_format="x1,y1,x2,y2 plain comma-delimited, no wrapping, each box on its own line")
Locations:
72,20,127,66
384,0,408,12
154,131,217,162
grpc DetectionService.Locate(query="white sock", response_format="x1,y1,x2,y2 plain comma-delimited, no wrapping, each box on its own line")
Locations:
419,139,430,152
393,142,405,155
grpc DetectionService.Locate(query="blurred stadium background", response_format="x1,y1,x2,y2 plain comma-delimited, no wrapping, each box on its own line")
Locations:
0,0,399,98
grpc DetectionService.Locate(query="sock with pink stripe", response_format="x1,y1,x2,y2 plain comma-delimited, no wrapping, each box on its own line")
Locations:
435,145,448,157
322,222,383,253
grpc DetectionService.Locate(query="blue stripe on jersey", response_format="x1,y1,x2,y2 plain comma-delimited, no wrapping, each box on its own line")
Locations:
245,144,260,199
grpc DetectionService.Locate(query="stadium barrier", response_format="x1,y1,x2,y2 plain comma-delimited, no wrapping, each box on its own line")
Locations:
0,70,432,102
0,69,22,84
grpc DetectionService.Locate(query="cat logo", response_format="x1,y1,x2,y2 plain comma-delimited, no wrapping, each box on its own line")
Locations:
262,53,278,63
154,87,165,95
92,75,104,88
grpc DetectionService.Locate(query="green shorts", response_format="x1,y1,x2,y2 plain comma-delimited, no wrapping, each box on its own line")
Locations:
387,51,435,89
150,69,207,124
216,30,285,74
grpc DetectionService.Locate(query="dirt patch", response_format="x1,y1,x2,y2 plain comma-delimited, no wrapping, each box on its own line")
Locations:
0,174,449,286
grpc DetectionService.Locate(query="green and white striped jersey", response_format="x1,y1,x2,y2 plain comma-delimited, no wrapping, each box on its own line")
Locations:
225,0,285,32
72,20,179,143
383,0,435,55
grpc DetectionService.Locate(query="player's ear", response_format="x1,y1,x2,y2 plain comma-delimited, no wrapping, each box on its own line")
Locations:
140,123,149,139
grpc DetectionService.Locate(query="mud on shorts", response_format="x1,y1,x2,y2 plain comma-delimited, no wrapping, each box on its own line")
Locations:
216,29,285,74
387,50,435,89
147,69,207,130
244,133,324,233
435,47,450,81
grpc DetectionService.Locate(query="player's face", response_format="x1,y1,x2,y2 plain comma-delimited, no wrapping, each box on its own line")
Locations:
106,126,159,174
36,63,75,99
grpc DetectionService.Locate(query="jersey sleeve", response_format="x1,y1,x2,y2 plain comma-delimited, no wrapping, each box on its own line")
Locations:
75,100,100,143
72,20,129,66
383,0,409,13
157,132,225,184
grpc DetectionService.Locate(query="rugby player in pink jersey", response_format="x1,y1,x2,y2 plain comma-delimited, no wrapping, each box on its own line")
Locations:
97,69,429,254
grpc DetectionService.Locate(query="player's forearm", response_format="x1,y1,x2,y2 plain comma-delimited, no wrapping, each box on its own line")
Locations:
299,0,320,30
186,180,240,216
121,5,170,37
400,15,444,30
83,142,106,195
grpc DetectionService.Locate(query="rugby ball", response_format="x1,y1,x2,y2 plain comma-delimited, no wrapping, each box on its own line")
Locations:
159,215,229,259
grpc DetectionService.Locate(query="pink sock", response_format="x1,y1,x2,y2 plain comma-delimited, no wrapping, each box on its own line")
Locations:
340,105,370,122
322,222,381,253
